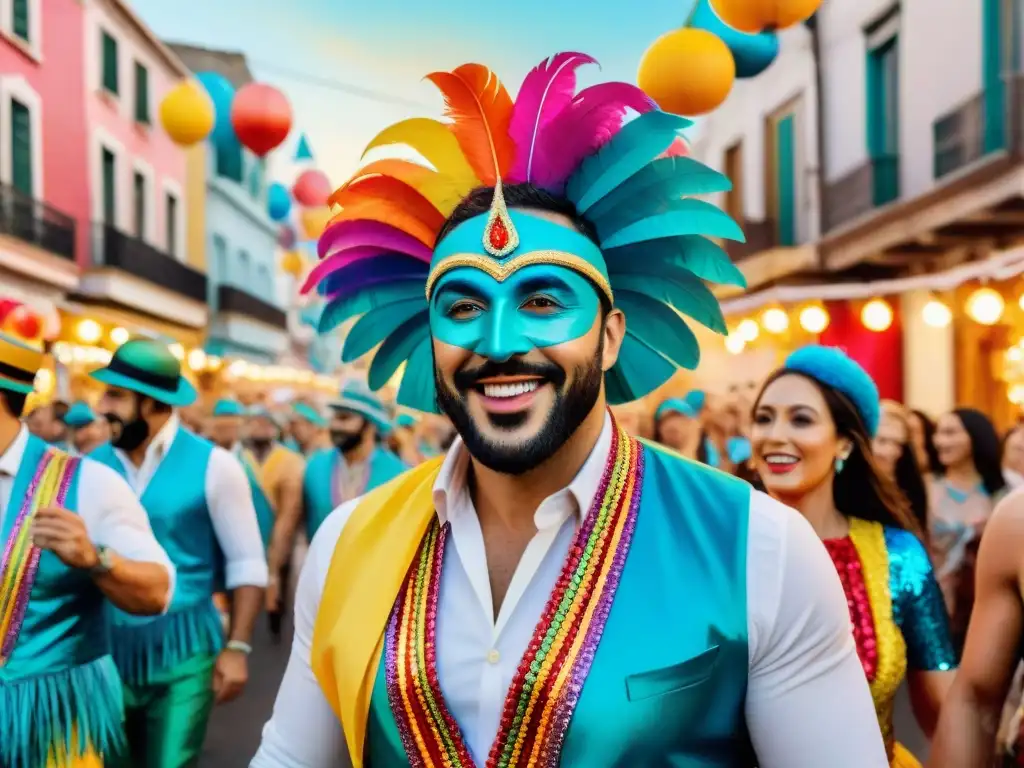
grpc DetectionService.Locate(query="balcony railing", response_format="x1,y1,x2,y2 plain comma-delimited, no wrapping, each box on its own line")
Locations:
91,223,207,303
726,218,778,262
218,284,286,329
823,154,902,232
0,183,76,260
933,74,1024,180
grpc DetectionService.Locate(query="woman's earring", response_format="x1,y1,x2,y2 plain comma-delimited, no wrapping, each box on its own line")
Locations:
834,456,846,474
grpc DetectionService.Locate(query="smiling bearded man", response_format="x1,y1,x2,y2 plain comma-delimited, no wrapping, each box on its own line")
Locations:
252,53,888,768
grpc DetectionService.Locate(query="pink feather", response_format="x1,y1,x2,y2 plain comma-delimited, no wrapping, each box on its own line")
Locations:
301,246,393,294
507,52,598,183
316,219,433,261
527,82,657,192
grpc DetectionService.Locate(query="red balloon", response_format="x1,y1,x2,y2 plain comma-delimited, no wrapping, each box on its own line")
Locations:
9,306,40,339
0,299,20,325
292,170,332,207
663,137,690,158
231,83,292,157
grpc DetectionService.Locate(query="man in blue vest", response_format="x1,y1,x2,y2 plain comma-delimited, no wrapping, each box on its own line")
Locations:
89,339,268,768
0,332,174,767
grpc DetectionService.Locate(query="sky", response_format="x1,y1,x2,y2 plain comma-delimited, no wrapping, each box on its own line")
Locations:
132,0,696,190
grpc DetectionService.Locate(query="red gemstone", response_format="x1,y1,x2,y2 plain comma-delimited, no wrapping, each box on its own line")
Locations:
488,217,509,250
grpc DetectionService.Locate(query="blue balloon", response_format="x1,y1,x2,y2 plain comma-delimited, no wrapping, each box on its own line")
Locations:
690,0,780,79
196,71,237,147
267,182,292,221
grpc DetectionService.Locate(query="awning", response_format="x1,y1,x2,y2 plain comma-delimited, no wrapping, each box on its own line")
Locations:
58,300,205,347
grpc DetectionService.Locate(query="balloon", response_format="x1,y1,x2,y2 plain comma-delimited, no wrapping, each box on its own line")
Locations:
159,80,215,147
690,0,780,78
8,306,40,339
0,299,19,325
292,170,332,207
196,71,237,147
267,182,292,221
710,0,822,32
300,207,332,240
231,83,292,157
663,137,690,157
638,28,735,116
278,225,297,250
281,251,304,277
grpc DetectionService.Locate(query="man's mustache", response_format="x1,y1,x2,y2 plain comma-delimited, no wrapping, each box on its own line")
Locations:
453,358,566,391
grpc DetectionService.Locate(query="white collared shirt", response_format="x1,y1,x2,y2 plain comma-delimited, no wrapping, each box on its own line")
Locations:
0,426,175,609
113,414,269,590
252,416,888,767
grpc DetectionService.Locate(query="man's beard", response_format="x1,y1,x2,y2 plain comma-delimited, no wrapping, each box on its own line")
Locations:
108,409,149,452
251,437,273,453
331,426,365,454
434,345,604,476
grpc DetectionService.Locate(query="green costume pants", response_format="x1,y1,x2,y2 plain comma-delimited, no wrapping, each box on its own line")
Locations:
110,653,217,768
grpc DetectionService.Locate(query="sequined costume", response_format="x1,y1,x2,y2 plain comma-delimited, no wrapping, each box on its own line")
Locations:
824,517,956,766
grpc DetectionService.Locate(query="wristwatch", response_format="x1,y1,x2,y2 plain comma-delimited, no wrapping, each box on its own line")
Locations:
89,546,115,575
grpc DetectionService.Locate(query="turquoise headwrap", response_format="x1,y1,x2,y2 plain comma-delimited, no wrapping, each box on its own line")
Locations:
63,401,97,428
292,402,327,428
656,390,706,421
783,345,881,436
331,380,392,434
394,412,418,430
212,399,246,418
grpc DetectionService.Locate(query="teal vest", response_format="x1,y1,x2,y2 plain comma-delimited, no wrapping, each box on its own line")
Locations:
237,448,275,549
0,435,124,766
91,429,224,685
304,447,408,540
365,445,753,767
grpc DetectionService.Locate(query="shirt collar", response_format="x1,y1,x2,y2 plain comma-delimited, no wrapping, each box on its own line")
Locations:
432,412,614,528
0,426,29,478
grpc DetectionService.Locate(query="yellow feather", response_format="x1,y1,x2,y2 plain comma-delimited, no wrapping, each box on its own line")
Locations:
362,118,478,187
344,159,473,215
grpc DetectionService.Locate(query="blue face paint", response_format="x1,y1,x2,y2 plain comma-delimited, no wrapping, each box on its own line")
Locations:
430,264,601,360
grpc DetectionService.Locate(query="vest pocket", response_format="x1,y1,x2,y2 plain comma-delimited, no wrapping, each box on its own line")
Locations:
624,645,720,702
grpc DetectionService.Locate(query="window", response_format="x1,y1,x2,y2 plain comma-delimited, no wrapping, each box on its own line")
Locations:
165,192,179,257
866,36,900,205
723,142,743,227
12,0,29,42
133,171,145,239
134,62,150,124
213,235,228,281
101,148,116,225
238,250,251,283
257,264,271,295
10,99,33,197
247,157,264,199
101,31,119,95
765,112,797,247
215,142,243,183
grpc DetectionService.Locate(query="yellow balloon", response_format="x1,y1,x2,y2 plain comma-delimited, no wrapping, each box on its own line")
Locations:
638,28,735,116
159,81,215,147
710,0,823,33
280,251,304,277
300,206,332,240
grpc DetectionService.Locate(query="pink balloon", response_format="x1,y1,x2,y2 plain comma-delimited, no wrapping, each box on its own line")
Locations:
292,169,332,207
277,225,297,250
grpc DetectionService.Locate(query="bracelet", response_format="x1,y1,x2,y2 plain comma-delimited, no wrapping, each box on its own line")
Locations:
226,640,252,655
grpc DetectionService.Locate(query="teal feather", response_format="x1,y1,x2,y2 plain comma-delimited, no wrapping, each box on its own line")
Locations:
595,194,740,241
319,281,425,333
586,156,732,225
397,338,439,413
567,111,691,213
605,235,746,289
605,336,678,404
368,314,431,390
342,300,425,363
612,271,727,334
615,289,700,370
601,202,745,249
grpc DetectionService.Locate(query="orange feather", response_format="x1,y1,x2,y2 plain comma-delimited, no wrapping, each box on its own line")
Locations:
340,159,473,215
330,176,445,232
425,63,515,185
329,202,438,248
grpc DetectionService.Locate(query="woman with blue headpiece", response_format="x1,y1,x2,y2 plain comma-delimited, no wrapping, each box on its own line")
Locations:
750,345,956,767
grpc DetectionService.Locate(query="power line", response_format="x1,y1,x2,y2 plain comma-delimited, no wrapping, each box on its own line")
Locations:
246,59,432,110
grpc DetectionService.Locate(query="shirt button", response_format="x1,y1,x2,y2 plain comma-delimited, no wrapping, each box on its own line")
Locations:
487,649,500,665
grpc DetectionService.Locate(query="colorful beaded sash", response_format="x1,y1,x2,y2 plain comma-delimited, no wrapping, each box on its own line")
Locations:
384,425,643,767
823,517,907,760
0,449,79,667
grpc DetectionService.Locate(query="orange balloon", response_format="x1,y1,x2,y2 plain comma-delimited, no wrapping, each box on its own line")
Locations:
280,251,304,277
710,0,822,32
638,28,735,116
300,206,332,240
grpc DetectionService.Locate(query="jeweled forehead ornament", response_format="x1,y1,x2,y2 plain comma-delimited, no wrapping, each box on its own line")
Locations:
303,52,748,414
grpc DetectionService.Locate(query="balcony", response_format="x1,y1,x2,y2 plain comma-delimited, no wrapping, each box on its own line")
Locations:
218,284,286,329
91,223,207,303
726,219,778,263
0,183,76,261
933,75,1024,180
823,154,901,233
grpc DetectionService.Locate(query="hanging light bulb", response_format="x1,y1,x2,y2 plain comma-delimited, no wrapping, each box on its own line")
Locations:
76,319,101,344
725,333,745,354
736,318,760,342
922,298,952,328
798,304,830,334
109,326,130,345
966,287,1005,326
761,307,790,334
861,298,894,332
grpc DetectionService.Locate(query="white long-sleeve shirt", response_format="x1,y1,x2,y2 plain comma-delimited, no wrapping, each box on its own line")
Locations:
253,416,887,767
112,414,268,589
0,425,176,608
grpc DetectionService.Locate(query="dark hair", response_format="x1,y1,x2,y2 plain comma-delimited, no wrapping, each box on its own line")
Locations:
909,409,943,477
51,400,69,419
754,370,922,536
893,442,930,531
437,183,610,315
0,390,28,418
950,407,1006,497
138,394,173,415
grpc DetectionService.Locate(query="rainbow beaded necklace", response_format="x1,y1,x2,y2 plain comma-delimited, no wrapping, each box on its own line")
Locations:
0,449,79,666
384,424,643,767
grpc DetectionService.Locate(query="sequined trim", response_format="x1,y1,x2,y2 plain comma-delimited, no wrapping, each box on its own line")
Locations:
483,180,519,258
384,424,643,767
0,450,79,666
425,251,614,305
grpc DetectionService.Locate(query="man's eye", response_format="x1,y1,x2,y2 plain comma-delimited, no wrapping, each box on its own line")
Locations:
522,296,559,312
448,302,482,319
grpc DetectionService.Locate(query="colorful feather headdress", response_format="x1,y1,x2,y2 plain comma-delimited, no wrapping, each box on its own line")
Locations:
304,52,746,412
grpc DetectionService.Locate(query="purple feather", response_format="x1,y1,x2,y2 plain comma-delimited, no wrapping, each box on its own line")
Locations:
301,246,391,294
320,254,428,300
508,52,598,184
528,82,657,192
316,219,432,261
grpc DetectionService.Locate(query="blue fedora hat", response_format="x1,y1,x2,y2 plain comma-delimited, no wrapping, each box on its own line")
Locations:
90,339,197,407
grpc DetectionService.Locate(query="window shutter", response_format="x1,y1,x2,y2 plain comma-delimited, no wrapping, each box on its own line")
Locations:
134,62,150,123
10,99,33,197
133,171,146,239
102,32,119,94
12,0,29,41
216,142,244,183
775,114,796,247
102,149,116,225
166,193,178,257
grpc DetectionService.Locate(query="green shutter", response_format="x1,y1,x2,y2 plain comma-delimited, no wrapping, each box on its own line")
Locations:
12,0,29,41
102,31,119,95
10,99,33,197
775,114,796,247
166,193,178,256
248,157,264,199
983,0,1007,152
133,172,145,238
216,142,244,183
102,149,116,225
866,37,901,205
134,62,150,124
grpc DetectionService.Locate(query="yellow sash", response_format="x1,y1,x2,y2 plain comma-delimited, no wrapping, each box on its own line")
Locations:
310,457,444,766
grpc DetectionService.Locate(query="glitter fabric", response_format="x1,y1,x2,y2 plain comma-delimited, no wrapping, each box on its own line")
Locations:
0,449,79,666
384,424,643,768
